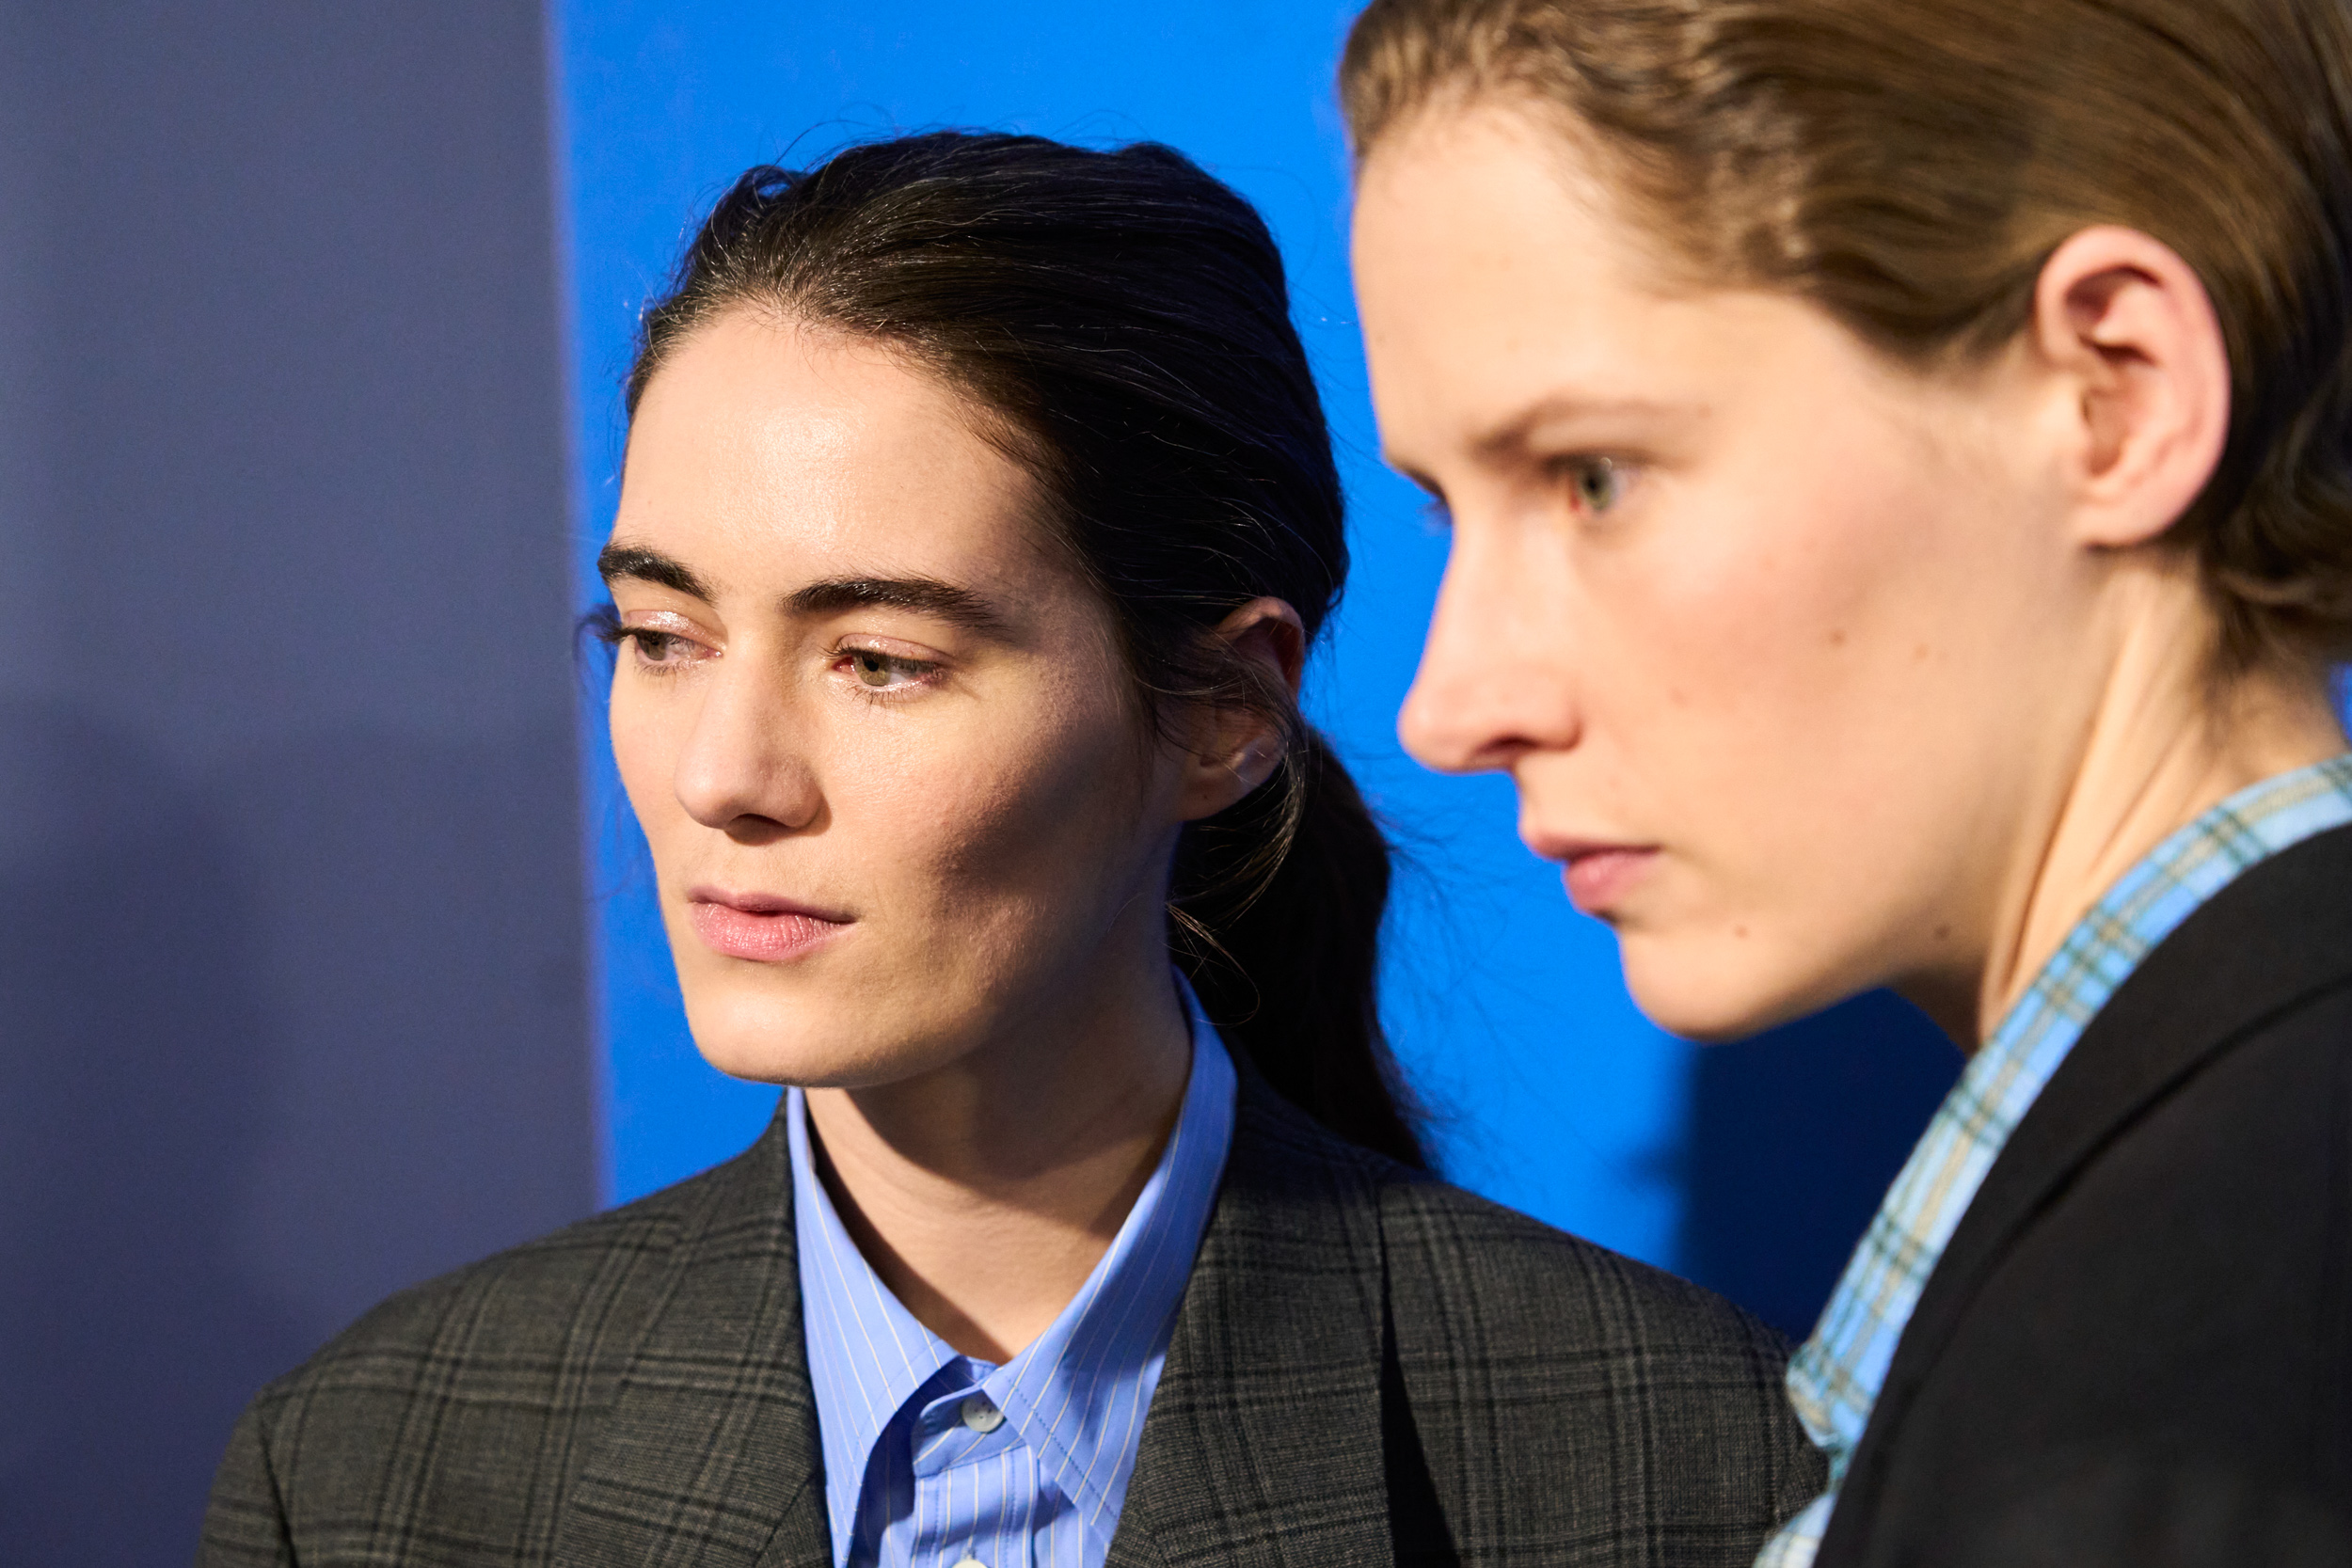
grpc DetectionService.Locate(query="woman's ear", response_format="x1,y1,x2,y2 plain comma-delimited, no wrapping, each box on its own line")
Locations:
2030,225,2232,549
1173,596,1307,823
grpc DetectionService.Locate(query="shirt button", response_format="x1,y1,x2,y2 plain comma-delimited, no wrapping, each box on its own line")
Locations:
960,1394,1005,1433
952,1559,987,1568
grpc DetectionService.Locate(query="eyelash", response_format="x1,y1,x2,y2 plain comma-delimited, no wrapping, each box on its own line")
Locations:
591,610,942,700
834,644,940,702
596,621,706,677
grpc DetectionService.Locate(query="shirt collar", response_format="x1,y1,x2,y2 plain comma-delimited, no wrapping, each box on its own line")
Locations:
791,980,1238,1564
1759,752,2352,1566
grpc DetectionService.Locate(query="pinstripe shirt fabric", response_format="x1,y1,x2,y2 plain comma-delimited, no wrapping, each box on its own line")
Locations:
792,1015,1234,1568
1756,752,2352,1568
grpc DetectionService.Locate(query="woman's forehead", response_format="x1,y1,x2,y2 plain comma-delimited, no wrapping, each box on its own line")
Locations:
617,316,1061,600
1355,116,1870,479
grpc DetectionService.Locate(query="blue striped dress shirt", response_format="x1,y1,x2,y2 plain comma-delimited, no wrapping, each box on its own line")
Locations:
789,991,1237,1568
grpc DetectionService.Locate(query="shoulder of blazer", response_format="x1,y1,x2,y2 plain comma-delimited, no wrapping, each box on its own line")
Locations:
1374,1133,1824,1561
1107,1071,1820,1568
248,1107,788,1416
213,1104,828,1568
1821,822,2352,1565
1376,1159,1797,1367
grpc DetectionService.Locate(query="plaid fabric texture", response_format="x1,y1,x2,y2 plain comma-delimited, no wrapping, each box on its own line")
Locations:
201,1069,1821,1567
1756,752,2352,1568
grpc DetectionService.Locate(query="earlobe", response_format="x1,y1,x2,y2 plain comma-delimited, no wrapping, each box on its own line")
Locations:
2032,226,2232,549
1171,595,1307,823
1173,714,1290,824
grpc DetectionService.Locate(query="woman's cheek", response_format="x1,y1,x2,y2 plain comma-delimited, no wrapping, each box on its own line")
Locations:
944,699,1148,903
608,700,684,848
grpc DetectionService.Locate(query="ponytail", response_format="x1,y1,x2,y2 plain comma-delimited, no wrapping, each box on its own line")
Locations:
1171,729,1427,1169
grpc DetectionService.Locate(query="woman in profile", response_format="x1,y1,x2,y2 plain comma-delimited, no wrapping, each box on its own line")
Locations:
1343,0,2352,1561
200,133,1815,1567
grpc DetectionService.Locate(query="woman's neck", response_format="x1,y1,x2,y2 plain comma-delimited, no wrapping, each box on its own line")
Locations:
1926,570,2346,1048
800,959,1194,1364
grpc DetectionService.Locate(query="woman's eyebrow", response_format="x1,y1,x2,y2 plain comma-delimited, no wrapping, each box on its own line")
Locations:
787,576,1010,636
596,542,713,600
1473,392,1694,460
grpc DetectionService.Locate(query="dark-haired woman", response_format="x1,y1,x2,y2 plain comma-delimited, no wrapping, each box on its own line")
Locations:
1343,0,2352,1562
200,133,1817,1567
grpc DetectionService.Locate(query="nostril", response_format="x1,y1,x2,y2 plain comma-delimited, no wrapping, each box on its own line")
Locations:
722,813,794,847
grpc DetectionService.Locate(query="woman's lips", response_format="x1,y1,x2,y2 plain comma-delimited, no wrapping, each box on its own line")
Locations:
686,892,852,963
1556,846,1661,915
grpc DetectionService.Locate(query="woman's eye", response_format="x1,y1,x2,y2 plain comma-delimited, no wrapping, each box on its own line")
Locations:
846,649,931,691
1562,456,1628,515
626,629,695,667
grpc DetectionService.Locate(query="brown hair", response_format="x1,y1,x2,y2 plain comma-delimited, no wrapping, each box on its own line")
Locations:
1342,0,2352,669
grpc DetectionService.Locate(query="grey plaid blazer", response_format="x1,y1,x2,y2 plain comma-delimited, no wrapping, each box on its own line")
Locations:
202,1075,1820,1566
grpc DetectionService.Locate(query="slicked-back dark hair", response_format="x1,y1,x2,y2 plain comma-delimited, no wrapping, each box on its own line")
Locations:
628,132,1425,1167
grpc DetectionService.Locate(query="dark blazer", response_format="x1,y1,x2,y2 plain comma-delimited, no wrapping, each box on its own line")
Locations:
1820,823,2352,1568
202,1072,1819,1566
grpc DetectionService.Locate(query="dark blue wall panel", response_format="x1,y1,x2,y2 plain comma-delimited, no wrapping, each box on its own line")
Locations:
0,4,596,1560
1679,991,1962,1338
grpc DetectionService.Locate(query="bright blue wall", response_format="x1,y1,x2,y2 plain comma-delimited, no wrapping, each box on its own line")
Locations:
552,1,1697,1266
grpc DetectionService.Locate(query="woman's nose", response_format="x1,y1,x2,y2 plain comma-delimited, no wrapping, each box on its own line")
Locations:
671,661,822,837
1398,542,1578,775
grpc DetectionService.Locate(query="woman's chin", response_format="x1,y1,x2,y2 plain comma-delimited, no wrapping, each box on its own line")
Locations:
683,991,972,1090
1617,930,1856,1045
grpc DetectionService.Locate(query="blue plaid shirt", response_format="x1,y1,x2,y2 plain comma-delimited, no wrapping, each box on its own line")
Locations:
792,990,1235,1568
1756,752,2352,1568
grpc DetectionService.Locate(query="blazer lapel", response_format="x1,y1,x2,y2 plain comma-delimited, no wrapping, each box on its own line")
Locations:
554,1112,833,1568
1824,823,2352,1557
1107,1076,1396,1568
